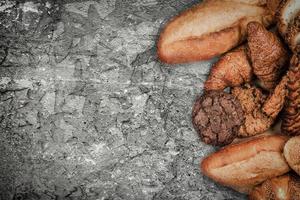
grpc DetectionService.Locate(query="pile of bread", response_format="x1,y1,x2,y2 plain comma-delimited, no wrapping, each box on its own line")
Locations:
157,0,300,199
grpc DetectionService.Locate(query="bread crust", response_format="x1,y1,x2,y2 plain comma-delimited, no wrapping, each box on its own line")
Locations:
157,0,274,64
158,26,241,64
201,135,290,193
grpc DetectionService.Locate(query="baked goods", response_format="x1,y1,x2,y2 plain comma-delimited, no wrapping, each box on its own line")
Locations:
205,22,289,92
232,85,272,137
155,0,300,197
157,0,276,64
277,0,300,53
281,55,300,136
277,0,300,36
262,75,288,118
192,91,244,146
231,75,288,137
284,136,300,176
247,21,289,90
249,174,300,200
201,134,290,193
204,46,252,91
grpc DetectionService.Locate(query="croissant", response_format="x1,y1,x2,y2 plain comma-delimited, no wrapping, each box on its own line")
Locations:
204,46,252,91
247,21,289,90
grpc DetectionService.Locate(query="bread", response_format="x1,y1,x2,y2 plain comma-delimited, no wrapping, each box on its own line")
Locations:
249,174,300,200
281,55,300,136
231,75,288,137
247,21,289,91
231,85,273,137
284,136,300,176
204,46,252,91
277,0,300,36
192,91,244,146
262,75,288,119
201,134,290,193
157,0,276,64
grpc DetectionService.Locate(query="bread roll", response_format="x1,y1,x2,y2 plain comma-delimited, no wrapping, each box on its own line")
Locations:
201,135,290,193
157,0,277,64
284,136,300,176
249,174,300,200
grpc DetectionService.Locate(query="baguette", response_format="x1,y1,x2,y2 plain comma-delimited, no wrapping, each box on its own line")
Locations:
201,135,290,193
157,0,277,64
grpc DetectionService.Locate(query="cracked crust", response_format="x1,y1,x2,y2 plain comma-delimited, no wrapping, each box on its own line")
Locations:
192,91,244,146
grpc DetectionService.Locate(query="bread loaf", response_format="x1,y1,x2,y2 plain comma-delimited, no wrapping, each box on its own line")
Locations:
157,0,278,64
201,135,290,193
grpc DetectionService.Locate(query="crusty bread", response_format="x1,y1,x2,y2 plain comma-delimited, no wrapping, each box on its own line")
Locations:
157,0,275,64
249,174,300,200
277,0,300,36
201,135,290,193
284,136,300,176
